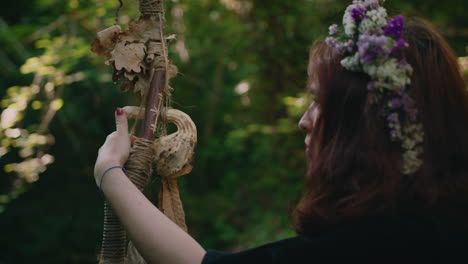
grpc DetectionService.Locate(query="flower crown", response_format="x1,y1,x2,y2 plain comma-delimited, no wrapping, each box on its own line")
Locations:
325,0,423,175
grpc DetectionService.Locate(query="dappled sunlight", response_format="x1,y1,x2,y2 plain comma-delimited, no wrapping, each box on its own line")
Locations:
283,93,311,118
6,154,54,183
235,81,251,106
220,0,252,15
234,81,250,95
0,21,89,209
1,107,18,129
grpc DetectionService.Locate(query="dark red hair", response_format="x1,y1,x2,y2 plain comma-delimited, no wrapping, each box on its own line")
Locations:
293,17,468,235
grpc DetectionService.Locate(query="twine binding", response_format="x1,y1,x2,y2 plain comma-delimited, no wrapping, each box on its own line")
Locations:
99,1,187,263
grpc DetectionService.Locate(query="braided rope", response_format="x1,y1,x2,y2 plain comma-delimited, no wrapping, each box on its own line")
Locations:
100,202,126,264
100,139,154,264
139,0,164,16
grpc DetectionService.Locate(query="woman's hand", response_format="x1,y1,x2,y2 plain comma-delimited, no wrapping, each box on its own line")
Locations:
94,107,132,186
92,108,206,264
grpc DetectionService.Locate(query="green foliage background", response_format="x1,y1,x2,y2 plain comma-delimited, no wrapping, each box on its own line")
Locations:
0,0,466,263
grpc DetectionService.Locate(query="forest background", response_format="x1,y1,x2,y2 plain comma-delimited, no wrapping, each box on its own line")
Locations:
0,0,467,263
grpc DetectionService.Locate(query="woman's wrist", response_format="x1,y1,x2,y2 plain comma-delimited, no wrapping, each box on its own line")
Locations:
99,165,127,196
95,159,123,185
98,166,128,198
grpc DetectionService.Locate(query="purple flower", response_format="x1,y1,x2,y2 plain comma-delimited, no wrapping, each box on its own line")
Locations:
335,42,345,54
329,24,338,35
391,39,408,54
350,6,367,23
362,0,379,9
389,98,402,109
390,129,402,140
397,59,409,69
387,112,403,141
402,94,418,121
326,36,347,54
346,39,355,52
357,33,389,64
387,112,399,123
325,36,336,46
384,15,405,39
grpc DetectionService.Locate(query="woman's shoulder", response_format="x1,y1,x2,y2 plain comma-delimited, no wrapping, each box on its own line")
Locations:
202,216,467,264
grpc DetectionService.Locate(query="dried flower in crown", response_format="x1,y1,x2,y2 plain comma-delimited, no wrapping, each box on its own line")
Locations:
326,0,424,175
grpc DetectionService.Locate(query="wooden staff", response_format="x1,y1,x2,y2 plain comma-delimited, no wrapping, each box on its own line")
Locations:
93,0,169,263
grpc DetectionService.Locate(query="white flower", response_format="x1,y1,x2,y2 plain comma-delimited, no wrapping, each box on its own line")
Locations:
366,7,388,28
345,22,357,36
373,59,413,89
363,64,377,76
402,149,422,175
343,4,358,36
341,53,361,71
402,137,416,150
358,19,375,33
375,59,397,78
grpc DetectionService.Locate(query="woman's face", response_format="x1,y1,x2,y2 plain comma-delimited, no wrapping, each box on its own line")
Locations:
299,62,319,153
299,102,318,153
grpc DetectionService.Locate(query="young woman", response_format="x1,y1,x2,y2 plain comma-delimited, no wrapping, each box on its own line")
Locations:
94,1,468,263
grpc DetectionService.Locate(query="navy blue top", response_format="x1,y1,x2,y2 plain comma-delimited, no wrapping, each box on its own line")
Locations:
202,217,466,263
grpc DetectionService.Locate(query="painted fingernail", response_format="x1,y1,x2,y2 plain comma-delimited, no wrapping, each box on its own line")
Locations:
116,107,123,116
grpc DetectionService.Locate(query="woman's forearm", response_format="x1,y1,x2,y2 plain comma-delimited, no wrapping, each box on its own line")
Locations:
101,167,206,264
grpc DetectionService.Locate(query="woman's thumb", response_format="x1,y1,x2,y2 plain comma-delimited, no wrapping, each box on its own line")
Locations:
115,107,128,136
